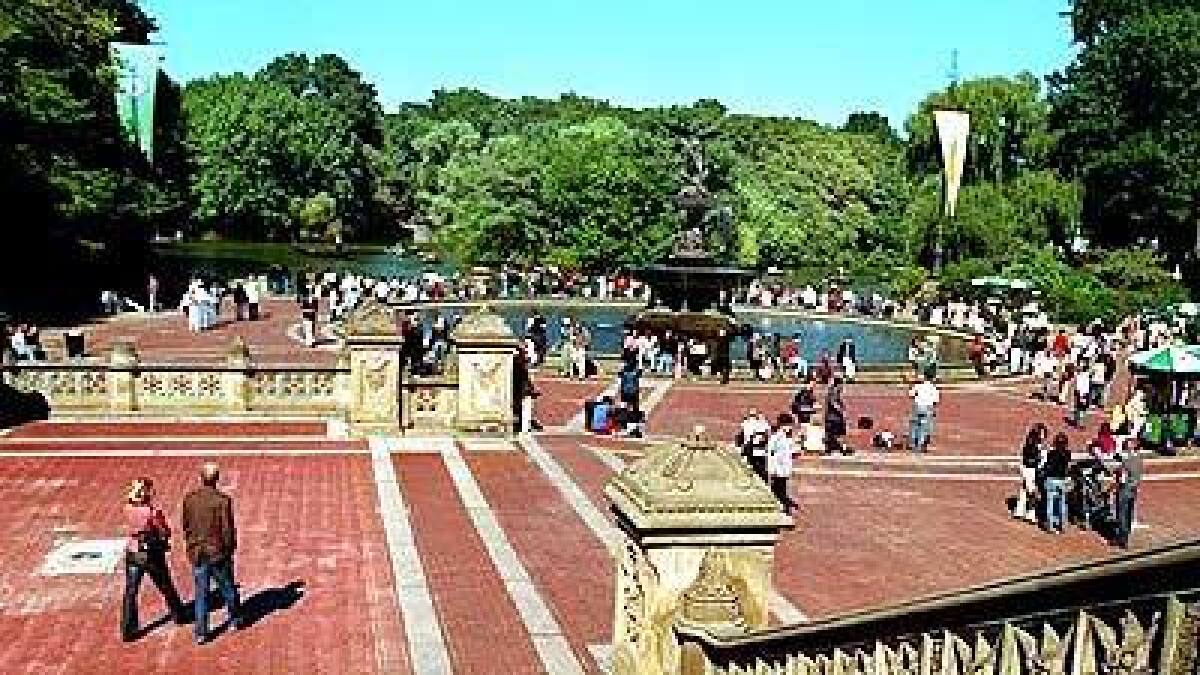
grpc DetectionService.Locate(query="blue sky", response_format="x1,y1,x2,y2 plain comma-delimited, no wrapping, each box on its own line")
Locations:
141,0,1076,128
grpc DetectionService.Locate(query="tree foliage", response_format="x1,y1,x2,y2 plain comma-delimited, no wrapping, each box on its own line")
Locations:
1049,8,1200,257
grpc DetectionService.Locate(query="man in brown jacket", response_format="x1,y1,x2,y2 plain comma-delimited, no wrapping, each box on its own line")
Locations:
182,462,241,644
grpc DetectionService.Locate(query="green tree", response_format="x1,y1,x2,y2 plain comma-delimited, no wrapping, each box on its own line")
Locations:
1049,9,1200,258
0,0,182,312
841,111,899,144
184,73,371,240
260,52,383,147
1067,0,1196,44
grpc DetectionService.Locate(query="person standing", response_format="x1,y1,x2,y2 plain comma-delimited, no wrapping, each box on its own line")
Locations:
740,409,771,481
713,329,732,385
1072,363,1092,427
908,374,940,453
618,360,641,414
147,274,159,313
824,376,847,454
837,337,857,382
1043,433,1072,534
1014,424,1048,523
122,478,187,642
300,290,318,348
1113,439,1143,548
182,462,241,645
767,415,797,515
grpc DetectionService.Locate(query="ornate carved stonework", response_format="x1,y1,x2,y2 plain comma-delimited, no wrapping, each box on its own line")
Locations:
344,300,399,338
453,304,518,434
605,429,792,532
607,430,793,675
679,549,747,631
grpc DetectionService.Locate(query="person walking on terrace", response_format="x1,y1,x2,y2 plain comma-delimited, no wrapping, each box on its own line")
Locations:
908,374,939,453
121,478,188,642
1013,423,1048,523
182,462,242,645
1043,433,1072,534
768,414,798,515
1113,439,1143,549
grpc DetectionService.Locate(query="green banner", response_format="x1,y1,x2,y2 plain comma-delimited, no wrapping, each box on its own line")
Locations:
112,43,161,164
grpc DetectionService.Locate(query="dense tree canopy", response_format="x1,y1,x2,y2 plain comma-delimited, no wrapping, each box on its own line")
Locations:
0,0,181,312
1049,8,1200,257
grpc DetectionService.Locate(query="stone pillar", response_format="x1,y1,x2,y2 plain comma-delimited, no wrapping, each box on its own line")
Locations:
343,300,403,436
605,428,792,675
223,336,252,412
107,340,138,412
452,304,519,434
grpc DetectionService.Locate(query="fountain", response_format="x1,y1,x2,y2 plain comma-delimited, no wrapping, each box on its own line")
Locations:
629,137,755,340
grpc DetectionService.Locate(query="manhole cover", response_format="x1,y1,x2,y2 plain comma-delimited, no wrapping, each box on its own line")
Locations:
39,539,125,575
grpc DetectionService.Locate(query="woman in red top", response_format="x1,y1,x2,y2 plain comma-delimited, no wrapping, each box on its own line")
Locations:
122,478,186,641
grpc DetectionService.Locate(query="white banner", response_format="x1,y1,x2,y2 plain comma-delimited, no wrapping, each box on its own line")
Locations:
934,110,970,218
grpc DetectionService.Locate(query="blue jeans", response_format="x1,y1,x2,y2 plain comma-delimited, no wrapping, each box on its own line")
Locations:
1045,478,1067,531
909,409,933,452
122,551,185,638
656,353,674,374
1115,485,1138,547
193,558,241,641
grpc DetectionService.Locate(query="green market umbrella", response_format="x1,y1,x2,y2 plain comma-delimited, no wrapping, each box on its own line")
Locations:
1129,344,1200,375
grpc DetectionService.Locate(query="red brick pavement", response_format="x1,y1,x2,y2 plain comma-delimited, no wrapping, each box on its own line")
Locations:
468,452,612,674
58,298,334,366
532,378,610,428
4,420,328,439
650,384,1108,456
394,454,542,674
0,439,366,453
775,475,1200,618
0,455,407,674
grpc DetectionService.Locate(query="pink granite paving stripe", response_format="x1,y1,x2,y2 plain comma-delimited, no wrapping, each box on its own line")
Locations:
6,421,328,439
467,453,611,674
394,454,544,675
0,455,407,673
774,475,1200,618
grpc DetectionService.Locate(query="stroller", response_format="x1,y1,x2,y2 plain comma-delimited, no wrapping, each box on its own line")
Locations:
1069,458,1116,535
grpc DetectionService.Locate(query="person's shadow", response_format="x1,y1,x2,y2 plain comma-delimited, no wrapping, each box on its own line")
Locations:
179,580,306,637
236,580,306,629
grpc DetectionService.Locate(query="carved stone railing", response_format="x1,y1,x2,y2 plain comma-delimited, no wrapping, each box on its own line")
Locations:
672,537,1200,675
402,376,458,431
4,341,348,416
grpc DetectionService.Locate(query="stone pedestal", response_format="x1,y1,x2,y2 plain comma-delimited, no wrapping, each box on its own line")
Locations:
108,341,138,412
452,305,519,434
605,429,792,675
343,300,403,437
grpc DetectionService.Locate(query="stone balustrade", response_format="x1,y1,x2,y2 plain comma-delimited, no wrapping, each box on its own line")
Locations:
4,340,348,416
670,538,1200,675
605,432,1200,675
2,302,520,436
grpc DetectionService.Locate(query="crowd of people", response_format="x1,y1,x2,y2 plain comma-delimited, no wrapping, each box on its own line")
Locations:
1013,422,1143,548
